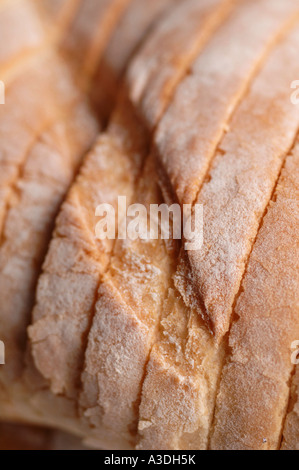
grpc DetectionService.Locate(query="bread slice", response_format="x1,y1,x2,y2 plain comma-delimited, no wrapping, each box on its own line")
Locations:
282,368,299,450
155,0,299,205
61,0,133,84
0,50,98,386
29,96,148,401
80,155,177,449
135,18,299,451
91,0,181,122
127,0,235,130
38,0,81,29
28,0,236,445
0,422,90,449
211,140,299,450
0,0,46,74
175,21,299,339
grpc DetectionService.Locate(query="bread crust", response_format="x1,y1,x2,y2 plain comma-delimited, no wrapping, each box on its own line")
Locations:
29,97,147,401
1,0,299,451
91,0,181,122
155,0,299,206
0,0,46,74
127,0,236,130
175,20,299,339
282,368,299,450
61,0,133,83
211,141,299,450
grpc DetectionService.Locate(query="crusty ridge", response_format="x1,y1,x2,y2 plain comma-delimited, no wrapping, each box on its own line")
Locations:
61,0,133,85
1,0,299,450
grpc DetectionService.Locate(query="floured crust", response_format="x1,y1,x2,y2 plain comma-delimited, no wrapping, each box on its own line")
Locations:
211,142,299,450
61,0,133,84
0,49,98,390
1,0,299,451
80,156,177,448
29,97,148,401
91,0,180,122
127,0,235,130
155,0,299,206
282,368,299,450
175,23,299,339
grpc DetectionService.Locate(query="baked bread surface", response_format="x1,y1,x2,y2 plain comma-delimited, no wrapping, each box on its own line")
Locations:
0,0,298,450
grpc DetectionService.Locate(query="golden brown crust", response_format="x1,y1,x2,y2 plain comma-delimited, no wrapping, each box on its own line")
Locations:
0,50,97,387
1,0,299,451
